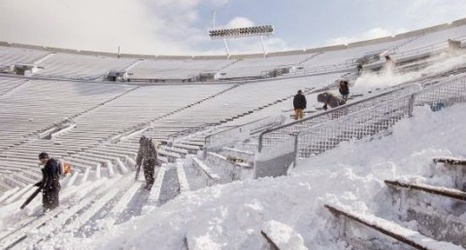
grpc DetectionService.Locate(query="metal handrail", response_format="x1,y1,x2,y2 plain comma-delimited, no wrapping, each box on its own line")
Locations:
258,83,421,152
205,115,286,149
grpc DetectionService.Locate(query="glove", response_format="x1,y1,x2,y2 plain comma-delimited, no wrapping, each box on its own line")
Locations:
34,181,43,187
323,104,328,110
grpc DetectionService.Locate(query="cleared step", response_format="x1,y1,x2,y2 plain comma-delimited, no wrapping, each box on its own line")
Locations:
3,184,32,204
99,181,143,227
0,178,109,248
11,177,124,249
176,163,190,192
0,187,20,204
325,204,463,250
69,176,134,236
145,167,167,208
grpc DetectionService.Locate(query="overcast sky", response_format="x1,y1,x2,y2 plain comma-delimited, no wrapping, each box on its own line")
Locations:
1,0,465,55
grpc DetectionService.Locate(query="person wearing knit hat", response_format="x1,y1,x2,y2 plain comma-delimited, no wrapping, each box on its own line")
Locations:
36,152,61,212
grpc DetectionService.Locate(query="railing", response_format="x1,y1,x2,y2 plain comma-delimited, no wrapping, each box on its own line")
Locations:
205,115,286,150
254,74,466,178
392,35,466,61
296,95,414,158
414,75,466,108
258,83,422,152
295,74,466,160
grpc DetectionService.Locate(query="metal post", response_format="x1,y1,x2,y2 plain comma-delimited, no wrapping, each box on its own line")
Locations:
260,36,267,57
408,94,415,117
293,133,299,168
212,11,216,29
258,133,264,153
223,39,231,59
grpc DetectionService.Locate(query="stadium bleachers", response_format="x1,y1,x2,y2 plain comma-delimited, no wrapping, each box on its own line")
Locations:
34,53,137,80
0,46,49,69
1,18,466,248
128,58,233,80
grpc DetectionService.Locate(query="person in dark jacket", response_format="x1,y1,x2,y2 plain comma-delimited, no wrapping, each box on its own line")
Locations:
293,90,307,120
35,152,61,212
339,80,350,100
356,64,363,76
136,136,160,190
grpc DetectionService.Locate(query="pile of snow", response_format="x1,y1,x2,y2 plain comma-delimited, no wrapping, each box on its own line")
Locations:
40,104,466,249
353,50,466,92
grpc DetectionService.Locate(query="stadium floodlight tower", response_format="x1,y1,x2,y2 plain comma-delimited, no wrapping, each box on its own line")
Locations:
209,24,275,58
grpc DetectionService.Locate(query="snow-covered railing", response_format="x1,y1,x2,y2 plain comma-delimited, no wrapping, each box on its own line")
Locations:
205,115,286,150
414,74,466,109
255,75,466,179
258,84,422,153
393,36,466,60
296,95,414,158
296,74,466,160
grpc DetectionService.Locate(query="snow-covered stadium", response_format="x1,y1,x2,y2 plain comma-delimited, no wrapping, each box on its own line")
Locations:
1,15,466,250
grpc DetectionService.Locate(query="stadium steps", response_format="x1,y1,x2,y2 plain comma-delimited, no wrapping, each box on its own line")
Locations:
0,177,110,248
204,152,247,182
171,142,201,154
66,175,135,238
0,80,29,99
0,85,141,154
113,168,165,225
184,151,251,191
176,162,190,193
90,180,143,230
1,76,286,190
154,166,180,207
219,147,255,163
157,149,181,163
160,145,188,158
186,157,221,190
324,204,461,250
5,177,123,249
385,179,466,248
327,157,466,249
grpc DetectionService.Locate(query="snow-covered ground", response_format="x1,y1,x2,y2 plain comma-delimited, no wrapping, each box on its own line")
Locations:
41,102,466,249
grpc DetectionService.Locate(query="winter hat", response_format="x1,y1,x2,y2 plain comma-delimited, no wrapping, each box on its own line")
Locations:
139,135,147,144
38,152,49,159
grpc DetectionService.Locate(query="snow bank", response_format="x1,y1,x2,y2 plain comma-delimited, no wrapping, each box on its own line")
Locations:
43,104,466,249
262,220,308,250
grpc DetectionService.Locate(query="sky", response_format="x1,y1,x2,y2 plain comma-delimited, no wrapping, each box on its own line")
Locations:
0,0,466,55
